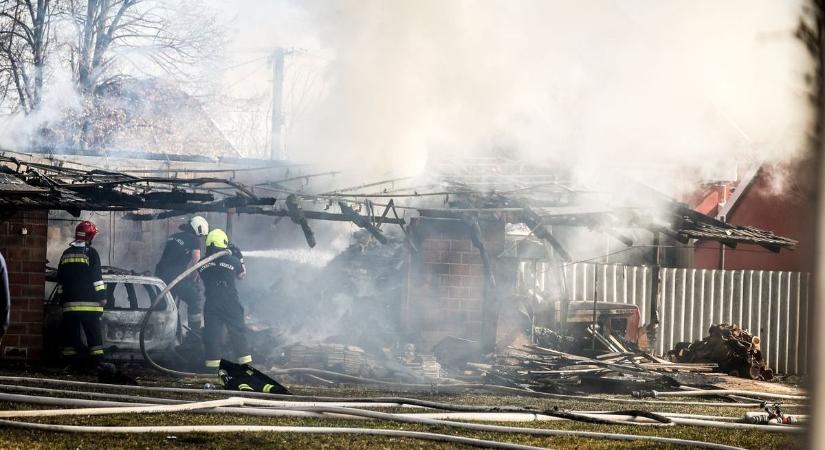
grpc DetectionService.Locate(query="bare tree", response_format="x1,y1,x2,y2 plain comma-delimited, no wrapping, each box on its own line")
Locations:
0,0,53,113
56,0,223,148
0,0,225,151
0,0,220,109
66,0,221,94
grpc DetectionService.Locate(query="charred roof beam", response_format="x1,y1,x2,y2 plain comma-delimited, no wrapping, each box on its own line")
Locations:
339,201,388,244
124,206,406,226
521,208,573,263
286,194,317,248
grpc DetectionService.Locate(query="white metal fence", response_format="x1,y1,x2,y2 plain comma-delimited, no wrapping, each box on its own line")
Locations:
562,263,811,375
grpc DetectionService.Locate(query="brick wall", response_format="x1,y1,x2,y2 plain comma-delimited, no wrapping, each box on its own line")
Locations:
0,210,48,360
405,217,505,350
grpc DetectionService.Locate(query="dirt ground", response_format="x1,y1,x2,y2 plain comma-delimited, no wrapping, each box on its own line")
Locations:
0,365,807,450
709,374,806,395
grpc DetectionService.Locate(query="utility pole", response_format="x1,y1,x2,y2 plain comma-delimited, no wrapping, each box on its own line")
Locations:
270,48,286,160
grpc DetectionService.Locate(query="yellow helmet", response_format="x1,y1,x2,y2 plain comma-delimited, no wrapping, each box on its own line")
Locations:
205,228,229,249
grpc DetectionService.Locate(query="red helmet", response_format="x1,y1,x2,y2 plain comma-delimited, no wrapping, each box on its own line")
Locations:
75,220,98,242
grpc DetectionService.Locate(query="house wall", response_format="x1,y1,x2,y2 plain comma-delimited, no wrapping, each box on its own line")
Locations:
0,210,48,360
405,217,506,351
694,163,816,272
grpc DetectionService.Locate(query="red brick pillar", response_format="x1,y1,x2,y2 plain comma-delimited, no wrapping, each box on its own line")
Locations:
405,217,505,351
0,210,48,360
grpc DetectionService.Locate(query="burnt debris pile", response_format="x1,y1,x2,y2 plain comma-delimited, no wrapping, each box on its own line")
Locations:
245,232,409,365
668,323,773,380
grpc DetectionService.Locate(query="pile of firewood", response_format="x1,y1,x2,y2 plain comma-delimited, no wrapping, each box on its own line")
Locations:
667,323,773,380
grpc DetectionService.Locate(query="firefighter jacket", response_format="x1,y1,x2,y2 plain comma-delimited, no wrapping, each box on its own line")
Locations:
56,241,106,313
198,250,244,302
155,231,202,282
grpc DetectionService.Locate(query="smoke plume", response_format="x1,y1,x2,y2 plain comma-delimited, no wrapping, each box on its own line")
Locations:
221,0,813,196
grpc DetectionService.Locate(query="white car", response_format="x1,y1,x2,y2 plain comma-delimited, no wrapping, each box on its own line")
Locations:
45,271,182,361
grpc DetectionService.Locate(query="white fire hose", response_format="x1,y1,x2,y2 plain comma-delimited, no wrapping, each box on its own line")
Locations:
139,249,230,377
7,384,797,425
0,397,244,418
651,389,807,401
0,387,801,434
0,384,801,423
0,392,760,449
0,420,550,450
0,375,805,409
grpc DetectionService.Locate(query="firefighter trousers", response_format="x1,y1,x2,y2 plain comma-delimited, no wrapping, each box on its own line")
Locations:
203,296,251,368
61,311,103,365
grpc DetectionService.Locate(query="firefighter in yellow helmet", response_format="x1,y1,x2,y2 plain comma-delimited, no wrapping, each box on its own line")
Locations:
197,229,250,370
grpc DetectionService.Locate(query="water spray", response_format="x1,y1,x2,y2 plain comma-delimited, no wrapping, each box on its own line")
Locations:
243,249,338,267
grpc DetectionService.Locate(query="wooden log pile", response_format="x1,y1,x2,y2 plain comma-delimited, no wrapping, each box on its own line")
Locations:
667,323,773,380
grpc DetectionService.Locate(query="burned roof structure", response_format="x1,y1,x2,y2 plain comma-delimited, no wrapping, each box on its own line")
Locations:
0,153,406,239
0,152,796,253
415,156,797,256
0,154,275,216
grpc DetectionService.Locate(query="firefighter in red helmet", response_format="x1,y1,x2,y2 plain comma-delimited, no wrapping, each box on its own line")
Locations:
56,220,106,369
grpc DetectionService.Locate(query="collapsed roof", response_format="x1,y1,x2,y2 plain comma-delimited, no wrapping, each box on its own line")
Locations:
0,152,797,253
417,155,797,254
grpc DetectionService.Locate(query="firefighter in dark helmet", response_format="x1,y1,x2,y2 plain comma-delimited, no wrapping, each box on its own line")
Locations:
198,228,251,370
155,216,209,329
57,220,106,368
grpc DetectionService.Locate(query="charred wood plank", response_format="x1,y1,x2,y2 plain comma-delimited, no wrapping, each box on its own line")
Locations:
141,191,214,203
124,207,406,225
521,208,572,262
338,201,388,244
286,194,316,248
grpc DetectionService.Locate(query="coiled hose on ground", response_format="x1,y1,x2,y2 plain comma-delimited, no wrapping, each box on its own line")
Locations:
139,249,230,377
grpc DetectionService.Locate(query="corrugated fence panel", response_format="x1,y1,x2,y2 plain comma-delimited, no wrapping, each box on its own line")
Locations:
563,263,811,375
761,271,772,373
802,273,810,374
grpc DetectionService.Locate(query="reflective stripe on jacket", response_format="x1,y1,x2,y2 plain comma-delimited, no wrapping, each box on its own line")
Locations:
56,242,105,308
62,302,104,313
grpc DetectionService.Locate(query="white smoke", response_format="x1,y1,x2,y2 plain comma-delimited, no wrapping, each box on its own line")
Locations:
0,69,80,150
213,0,812,196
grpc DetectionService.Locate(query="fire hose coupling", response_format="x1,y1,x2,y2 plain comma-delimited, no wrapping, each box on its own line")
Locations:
744,402,803,425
